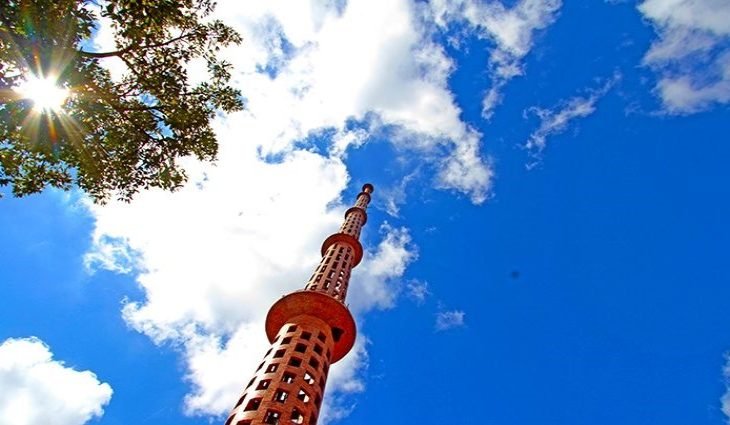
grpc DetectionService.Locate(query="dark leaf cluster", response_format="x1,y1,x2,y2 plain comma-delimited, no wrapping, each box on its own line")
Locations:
0,0,243,201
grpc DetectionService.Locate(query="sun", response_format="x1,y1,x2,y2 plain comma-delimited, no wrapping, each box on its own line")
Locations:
15,75,69,112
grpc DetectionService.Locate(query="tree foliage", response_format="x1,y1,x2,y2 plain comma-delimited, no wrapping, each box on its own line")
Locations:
0,0,243,201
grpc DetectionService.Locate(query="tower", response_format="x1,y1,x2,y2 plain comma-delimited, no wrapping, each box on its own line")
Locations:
224,184,374,425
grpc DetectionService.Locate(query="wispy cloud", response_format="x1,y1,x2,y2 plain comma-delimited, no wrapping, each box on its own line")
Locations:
406,280,431,304
638,0,730,113
0,337,113,425
524,74,619,159
379,170,420,218
435,310,466,331
429,0,563,118
721,354,730,421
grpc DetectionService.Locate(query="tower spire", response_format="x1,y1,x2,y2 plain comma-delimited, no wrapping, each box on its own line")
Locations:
225,184,374,425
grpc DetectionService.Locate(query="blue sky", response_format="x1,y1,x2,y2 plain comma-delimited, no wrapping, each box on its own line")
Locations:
2,1,730,424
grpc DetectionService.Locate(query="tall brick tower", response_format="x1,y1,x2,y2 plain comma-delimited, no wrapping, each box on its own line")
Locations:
224,184,374,425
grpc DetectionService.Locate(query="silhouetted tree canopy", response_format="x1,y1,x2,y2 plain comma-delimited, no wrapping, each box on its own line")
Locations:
0,0,243,201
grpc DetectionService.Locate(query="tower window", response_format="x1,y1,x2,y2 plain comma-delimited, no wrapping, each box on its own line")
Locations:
236,420,252,425
256,379,271,390
244,398,262,411
301,332,312,340
287,325,298,333
294,343,307,353
309,358,320,369
332,327,344,342
288,357,302,367
263,410,281,424
303,371,315,385
282,337,292,345
297,388,310,403
265,364,278,374
274,349,286,358
281,372,296,384
313,344,323,355
317,332,326,342
291,408,304,424
235,394,246,408
246,377,255,389
273,389,288,403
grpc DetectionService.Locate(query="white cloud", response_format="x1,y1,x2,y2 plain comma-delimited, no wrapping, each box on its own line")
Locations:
406,280,431,304
524,75,618,154
435,310,466,331
0,337,113,425
722,354,730,421
210,0,492,202
526,96,596,151
428,0,563,117
347,224,418,314
379,170,420,218
84,235,140,274
318,337,369,424
638,0,730,113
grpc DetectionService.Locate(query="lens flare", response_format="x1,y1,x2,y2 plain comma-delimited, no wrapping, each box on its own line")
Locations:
15,75,69,112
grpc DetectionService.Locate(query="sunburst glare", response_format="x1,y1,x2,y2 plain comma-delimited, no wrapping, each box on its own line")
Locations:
14,75,69,112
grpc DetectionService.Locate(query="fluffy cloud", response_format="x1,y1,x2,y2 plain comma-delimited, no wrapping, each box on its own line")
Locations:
0,337,113,425
429,0,563,117
347,224,418,314
435,310,466,331
639,0,730,113
211,0,492,203
524,75,618,156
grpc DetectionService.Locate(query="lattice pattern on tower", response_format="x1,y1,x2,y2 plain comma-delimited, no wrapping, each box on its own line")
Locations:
224,184,374,425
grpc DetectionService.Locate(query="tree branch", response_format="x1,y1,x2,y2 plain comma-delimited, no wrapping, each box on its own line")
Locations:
78,31,196,58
